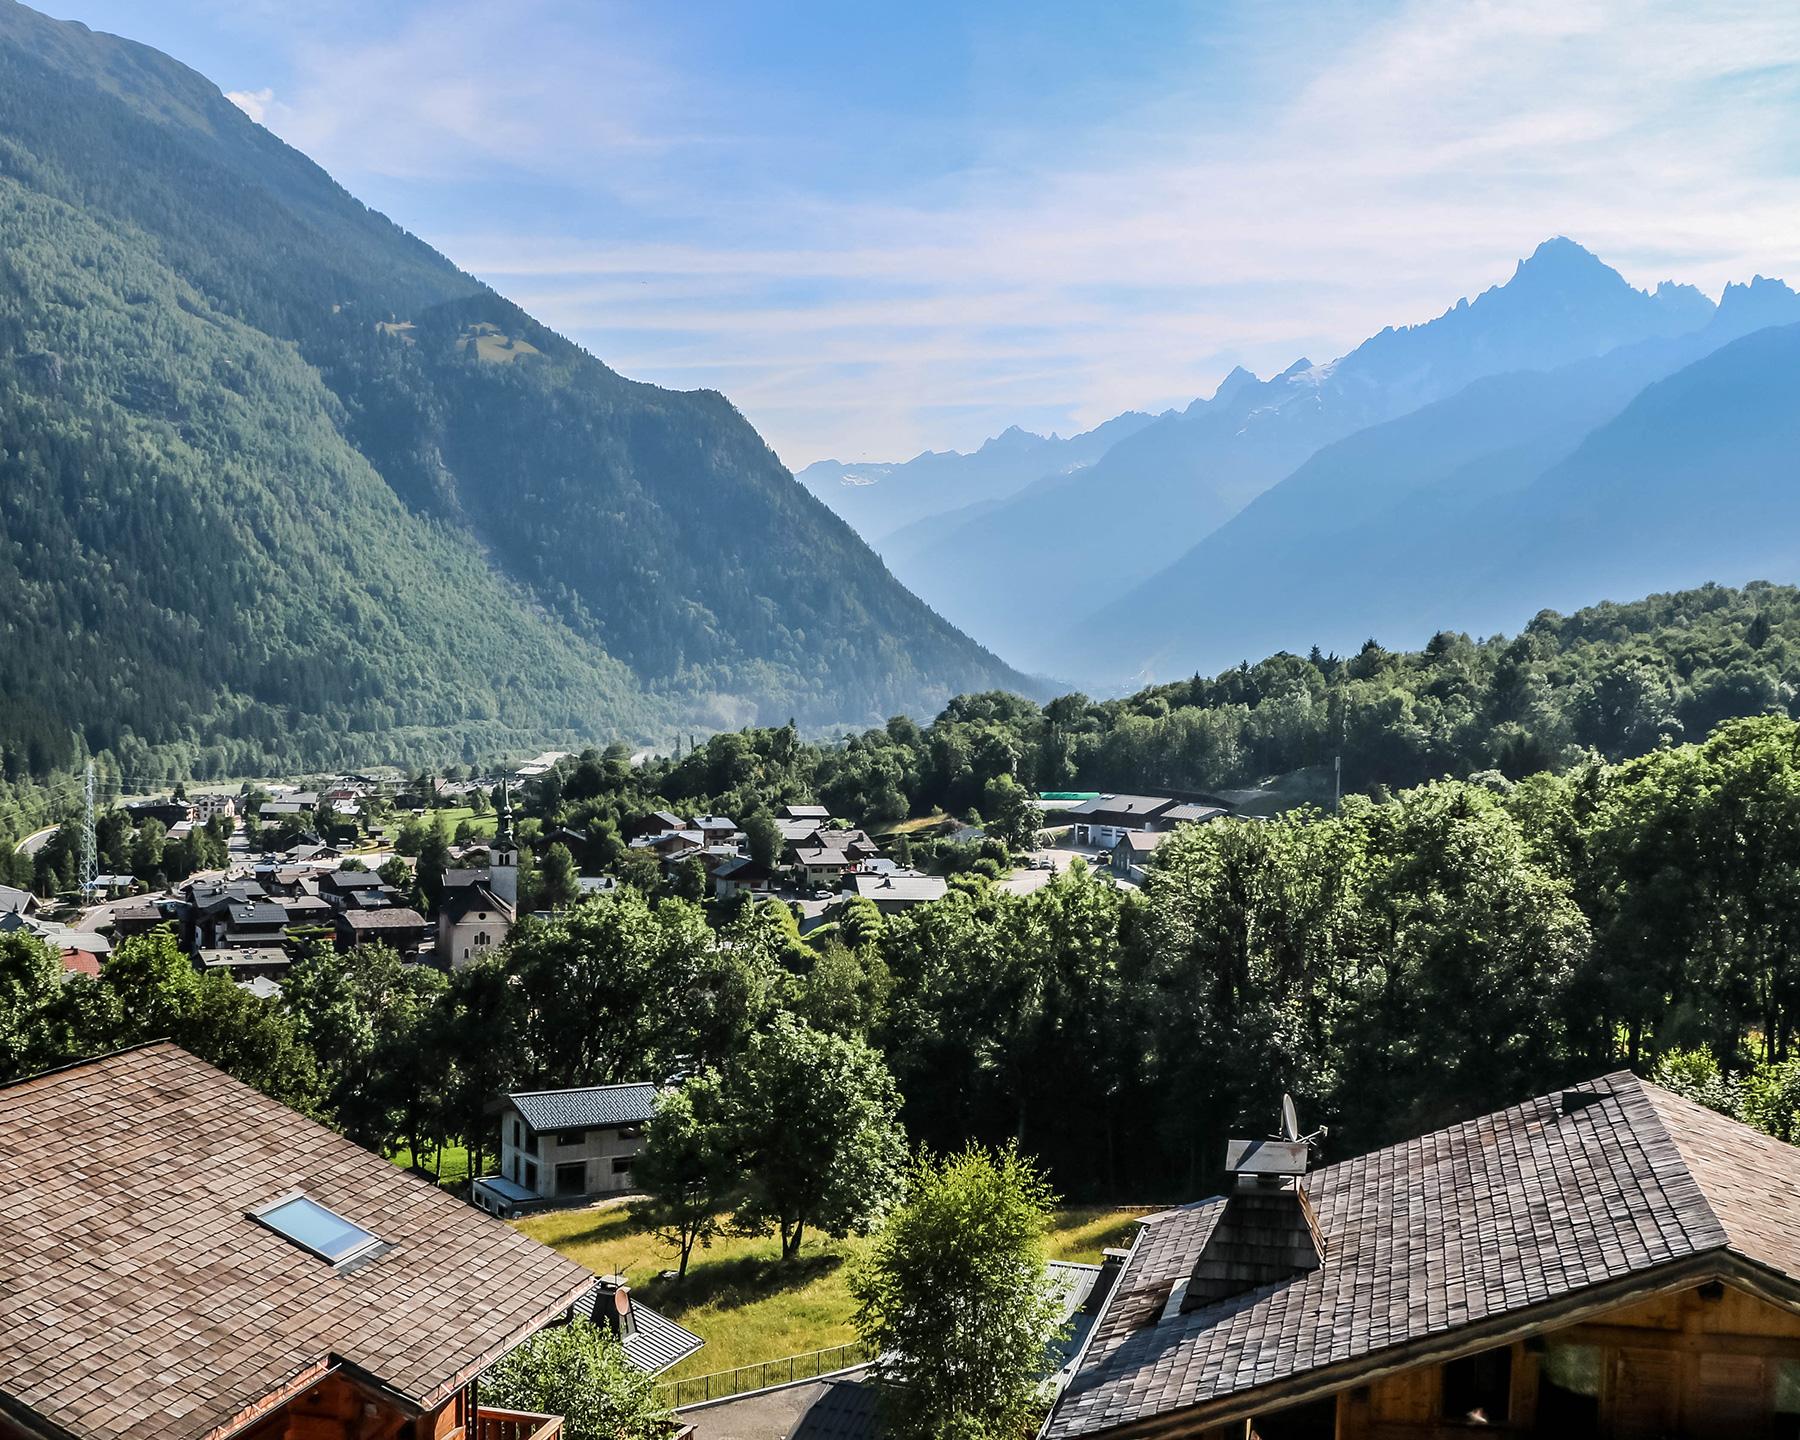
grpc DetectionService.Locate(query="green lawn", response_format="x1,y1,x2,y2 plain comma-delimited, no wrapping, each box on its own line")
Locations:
424,805,498,838
389,1143,474,1187
515,1202,1151,1381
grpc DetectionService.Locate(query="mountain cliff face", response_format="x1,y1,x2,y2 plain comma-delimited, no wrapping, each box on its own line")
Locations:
884,239,1720,671
0,1,1026,775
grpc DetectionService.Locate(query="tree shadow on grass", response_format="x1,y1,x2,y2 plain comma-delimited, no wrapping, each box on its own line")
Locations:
545,1206,644,1249
641,1250,844,1316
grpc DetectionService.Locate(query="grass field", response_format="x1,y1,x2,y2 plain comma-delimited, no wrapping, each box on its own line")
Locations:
424,805,498,838
390,1143,474,1187
516,1202,1151,1380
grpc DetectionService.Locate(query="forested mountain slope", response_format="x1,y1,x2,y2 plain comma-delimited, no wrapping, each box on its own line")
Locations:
0,0,1024,779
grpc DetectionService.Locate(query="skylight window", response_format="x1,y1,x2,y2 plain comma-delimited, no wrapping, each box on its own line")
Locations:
249,1192,382,1265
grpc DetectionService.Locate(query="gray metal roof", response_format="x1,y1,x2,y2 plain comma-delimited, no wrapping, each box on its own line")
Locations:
568,1283,704,1375
509,1083,658,1132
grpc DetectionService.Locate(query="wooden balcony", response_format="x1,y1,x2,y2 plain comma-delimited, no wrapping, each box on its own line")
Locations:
468,1408,563,1440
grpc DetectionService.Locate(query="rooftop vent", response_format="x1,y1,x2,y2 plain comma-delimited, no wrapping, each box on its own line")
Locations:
1180,1094,1325,1314
1561,1086,1612,1115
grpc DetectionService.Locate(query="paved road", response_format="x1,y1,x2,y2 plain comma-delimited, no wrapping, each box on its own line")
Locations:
17,825,57,857
999,842,1115,895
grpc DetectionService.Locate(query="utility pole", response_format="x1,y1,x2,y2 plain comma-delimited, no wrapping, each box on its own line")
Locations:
79,760,98,898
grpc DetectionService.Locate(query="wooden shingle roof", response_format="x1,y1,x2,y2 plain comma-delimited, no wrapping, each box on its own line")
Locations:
0,1043,596,1440
1047,1072,1800,1438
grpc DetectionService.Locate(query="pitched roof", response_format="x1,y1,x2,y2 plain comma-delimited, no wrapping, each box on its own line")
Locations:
568,1284,705,1375
338,906,428,930
509,1082,659,1131
1063,794,1177,821
1047,1072,1800,1438
0,885,40,915
439,883,513,925
0,1043,596,1440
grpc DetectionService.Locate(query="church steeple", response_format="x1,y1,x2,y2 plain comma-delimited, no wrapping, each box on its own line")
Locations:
490,781,519,910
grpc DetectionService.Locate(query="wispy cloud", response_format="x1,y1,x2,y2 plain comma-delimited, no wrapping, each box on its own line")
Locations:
232,0,1800,465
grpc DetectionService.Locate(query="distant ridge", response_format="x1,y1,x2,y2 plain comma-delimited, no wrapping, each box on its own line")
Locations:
886,237,1722,670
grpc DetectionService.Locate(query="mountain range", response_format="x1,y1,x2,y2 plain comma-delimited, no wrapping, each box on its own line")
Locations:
818,241,1800,689
0,0,1025,777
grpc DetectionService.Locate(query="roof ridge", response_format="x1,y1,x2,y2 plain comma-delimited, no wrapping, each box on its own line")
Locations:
0,1037,176,1091
509,1080,657,1097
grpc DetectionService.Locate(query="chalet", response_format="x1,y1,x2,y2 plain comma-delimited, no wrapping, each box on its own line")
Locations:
1109,829,1169,882
198,945,292,984
1,911,113,973
0,886,39,917
0,1042,592,1440
628,809,688,840
568,1273,705,1376
781,803,832,821
850,869,949,913
108,896,172,938
789,828,881,890
476,1082,658,1210
1046,1072,1800,1440
713,856,776,900
333,906,429,955
693,815,744,846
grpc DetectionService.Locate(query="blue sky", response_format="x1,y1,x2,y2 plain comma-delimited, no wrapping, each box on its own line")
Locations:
39,1,1800,466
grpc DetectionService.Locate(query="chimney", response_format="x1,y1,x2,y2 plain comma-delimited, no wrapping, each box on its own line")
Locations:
594,1274,636,1339
1180,1134,1323,1313
1086,1246,1132,1316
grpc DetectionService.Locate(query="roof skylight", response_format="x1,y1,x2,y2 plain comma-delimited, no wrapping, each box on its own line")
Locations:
250,1192,382,1265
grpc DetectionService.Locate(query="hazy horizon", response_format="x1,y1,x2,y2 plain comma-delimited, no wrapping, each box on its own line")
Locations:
35,0,1800,468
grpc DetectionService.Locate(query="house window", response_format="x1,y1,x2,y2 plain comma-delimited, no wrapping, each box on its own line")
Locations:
554,1161,587,1196
475,931,490,948
1537,1343,1601,1430
612,1156,634,1174
1442,1346,1512,1424
512,1118,521,1149
559,1130,586,1146
523,1160,538,1192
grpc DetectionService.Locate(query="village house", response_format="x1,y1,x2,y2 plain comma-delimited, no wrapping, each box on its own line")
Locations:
1109,829,1169,882
850,869,949,913
333,905,430,956
475,1081,658,1211
1065,793,1231,848
713,855,776,900
0,885,39,917
1046,1072,1800,1440
0,1041,594,1440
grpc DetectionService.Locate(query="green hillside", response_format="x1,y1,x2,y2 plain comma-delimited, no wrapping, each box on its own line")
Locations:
0,1,1024,780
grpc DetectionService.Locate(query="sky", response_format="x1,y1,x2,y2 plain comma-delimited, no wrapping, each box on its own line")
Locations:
38,0,1800,467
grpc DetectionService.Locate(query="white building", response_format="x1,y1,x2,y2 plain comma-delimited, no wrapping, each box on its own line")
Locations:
474,1082,658,1213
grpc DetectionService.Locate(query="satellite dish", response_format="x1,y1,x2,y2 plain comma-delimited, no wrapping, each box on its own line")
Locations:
1280,1093,1299,1142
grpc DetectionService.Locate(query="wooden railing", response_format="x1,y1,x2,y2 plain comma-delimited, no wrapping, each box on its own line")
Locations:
471,1408,563,1440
